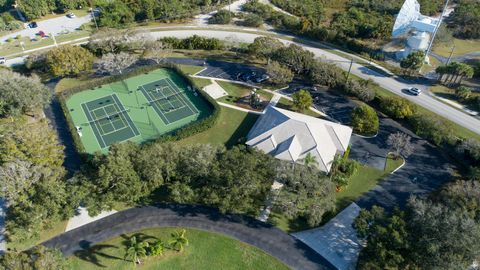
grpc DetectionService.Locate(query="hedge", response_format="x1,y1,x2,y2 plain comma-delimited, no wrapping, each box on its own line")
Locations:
57,62,220,154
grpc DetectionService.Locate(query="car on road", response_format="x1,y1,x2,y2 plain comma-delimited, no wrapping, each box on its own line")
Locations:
0,57,6,64
28,22,38,28
407,87,421,96
38,31,46,38
67,12,76,18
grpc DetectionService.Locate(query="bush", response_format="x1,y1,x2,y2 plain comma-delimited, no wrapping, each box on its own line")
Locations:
209,10,234,24
379,96,416,119
46,45,94,77
455,86,472,101
308,60,345,88
160,35,224,50
351,104,379,136
343,79,375,102
243,13,263,27
408,114,453,146
266,61,293,85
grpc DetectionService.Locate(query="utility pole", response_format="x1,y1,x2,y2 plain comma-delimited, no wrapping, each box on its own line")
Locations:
446,44,455,64
51,33,58,47
425,0,450,62
89,0,98,30
346,59,353,82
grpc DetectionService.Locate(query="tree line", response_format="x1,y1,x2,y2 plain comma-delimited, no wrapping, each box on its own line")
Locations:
74,142,336,227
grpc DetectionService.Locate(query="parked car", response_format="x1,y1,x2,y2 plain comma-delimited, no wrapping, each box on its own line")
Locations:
38,31,46,38
407,87,421,96
28,22,38,28
67,12,76,18
255,74,270,83
0,57,6,64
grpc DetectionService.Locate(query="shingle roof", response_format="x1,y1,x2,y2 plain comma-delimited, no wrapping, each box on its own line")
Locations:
246,106,353,172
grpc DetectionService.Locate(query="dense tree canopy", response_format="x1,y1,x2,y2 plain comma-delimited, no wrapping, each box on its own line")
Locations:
0,246,68,270
46,45,94,77
79,143,277,216
355,190,480,270
0,119,70,241
274,163,336,226
0,70,51,117
449,0,480,39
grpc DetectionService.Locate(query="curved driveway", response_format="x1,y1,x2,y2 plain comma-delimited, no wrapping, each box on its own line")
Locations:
42,204,335,270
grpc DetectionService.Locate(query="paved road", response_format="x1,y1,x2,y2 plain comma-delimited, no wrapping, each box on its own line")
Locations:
4,27,480,135
43,204,335,270
0,13,92,43
44,80,82,175
150,30,480,135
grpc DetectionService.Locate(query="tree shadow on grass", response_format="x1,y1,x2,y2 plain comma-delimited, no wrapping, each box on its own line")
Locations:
73,244,121,268
225,112,259,148
119,233,158,247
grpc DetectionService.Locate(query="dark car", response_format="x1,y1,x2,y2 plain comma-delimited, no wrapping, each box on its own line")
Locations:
28,22,38,28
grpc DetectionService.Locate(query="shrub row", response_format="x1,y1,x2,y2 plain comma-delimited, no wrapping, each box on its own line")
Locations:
160,35,225,50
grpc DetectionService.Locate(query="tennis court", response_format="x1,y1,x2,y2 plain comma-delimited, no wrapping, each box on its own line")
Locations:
66,68,212,154
80,94,140,149
140,78,199,125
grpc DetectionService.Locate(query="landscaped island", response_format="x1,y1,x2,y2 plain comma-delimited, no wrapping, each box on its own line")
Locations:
67,228,290,270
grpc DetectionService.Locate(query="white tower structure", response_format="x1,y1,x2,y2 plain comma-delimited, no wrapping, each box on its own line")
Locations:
391,0,444,59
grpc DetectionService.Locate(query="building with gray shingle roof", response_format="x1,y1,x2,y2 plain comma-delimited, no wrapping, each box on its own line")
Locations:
246,106,353,172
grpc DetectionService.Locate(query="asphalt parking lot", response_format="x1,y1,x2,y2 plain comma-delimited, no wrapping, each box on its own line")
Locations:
165,57,266,82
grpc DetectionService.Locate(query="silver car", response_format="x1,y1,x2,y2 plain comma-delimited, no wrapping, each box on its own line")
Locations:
408,87,421,95
0,57,6,64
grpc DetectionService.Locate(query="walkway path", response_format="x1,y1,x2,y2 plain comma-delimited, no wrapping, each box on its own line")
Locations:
42,204,335,270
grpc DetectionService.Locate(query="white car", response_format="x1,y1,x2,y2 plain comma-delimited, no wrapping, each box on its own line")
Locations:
407,87,421,96
67,12,76,18
0,57,6,64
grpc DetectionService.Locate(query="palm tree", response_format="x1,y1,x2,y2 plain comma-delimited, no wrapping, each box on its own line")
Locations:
303,152,317,168
148,240,165,257
169,229,189,252
124,236,149,265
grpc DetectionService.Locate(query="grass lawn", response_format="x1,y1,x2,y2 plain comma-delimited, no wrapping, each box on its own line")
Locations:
179,106,259,147
176,64,205,75
217,81,273,105
7,220,68,251
55,76,108,93
384,155,404,173
275,97,322,118
433,38,480,58
191,77,213,89
67,227,289,270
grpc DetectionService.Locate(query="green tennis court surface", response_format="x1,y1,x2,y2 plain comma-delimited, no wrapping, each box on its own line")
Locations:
140,78,199,125
66,69,212,154
81,94,140,149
